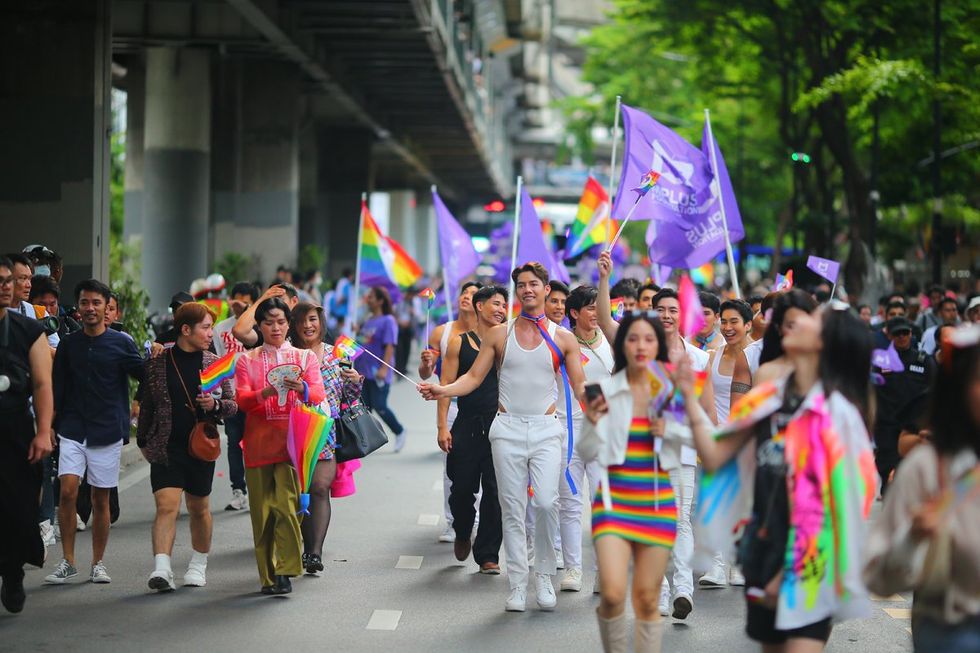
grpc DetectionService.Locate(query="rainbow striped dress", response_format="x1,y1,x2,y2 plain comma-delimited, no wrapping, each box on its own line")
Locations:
592,417,677,549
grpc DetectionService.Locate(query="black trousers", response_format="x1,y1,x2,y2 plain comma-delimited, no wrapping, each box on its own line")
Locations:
0,411,44,575
875,446,900,496
447,411,502,565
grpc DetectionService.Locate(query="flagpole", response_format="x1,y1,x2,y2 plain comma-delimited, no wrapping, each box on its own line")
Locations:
606,197,641,251
508,176,523,320
359,347,419,386
606,95,623,249
703,109,741,299
350,192,367,333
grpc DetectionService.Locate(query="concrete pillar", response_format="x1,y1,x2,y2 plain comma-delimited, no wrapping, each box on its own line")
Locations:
413,190,438,275
142,47,211,311
310,127,373,279
211,60,300,284
0,0,111,292
122,57,145,244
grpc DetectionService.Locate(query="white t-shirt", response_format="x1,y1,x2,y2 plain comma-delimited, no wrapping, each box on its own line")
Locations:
213,316,248,390
676,339,709,465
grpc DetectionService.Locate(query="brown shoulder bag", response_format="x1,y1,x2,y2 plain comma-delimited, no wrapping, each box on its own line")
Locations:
169,349,221,462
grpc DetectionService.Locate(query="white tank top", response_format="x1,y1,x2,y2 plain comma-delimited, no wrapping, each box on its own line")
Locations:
711,348,732,423
557,332,615,419
498,319,559,415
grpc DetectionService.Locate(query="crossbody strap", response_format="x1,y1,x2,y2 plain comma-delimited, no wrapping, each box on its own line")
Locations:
168,349,200,418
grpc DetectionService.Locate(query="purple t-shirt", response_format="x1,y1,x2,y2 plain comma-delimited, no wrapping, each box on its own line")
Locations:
356,314,398,383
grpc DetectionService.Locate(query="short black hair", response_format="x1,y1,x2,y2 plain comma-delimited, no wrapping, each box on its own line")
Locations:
230,281,259,302
886,300,907,313
74,278,111,302
0,256,12,272
273,282,298,299
814,289,831,304
927,285,944,297
640,282,660,297
29,275,60,301
460,281,484,295
472,285,507,309
651,287,678,309
747,294,764,307
720,298,753,323
937,296,960,312
886,293,906,304
610,279,638,301
566,285,598,327
548,280,569,296
4,253,33,272
255,297,291,323
857,304,871,313
699,291,720,314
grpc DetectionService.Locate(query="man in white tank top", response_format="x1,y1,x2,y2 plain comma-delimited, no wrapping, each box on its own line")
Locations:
419,282,481,544
557,285,614,594
701,298,757,590
420,263,586,613
596,252,716,621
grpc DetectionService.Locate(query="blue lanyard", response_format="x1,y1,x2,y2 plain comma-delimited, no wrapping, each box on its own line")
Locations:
520,313,577,496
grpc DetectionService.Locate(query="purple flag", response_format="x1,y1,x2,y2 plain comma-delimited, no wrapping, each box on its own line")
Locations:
434,189,481,294
618,104,744,268
652,264,672,287
516,187,571,284
872,343,905,373
806,255,841,284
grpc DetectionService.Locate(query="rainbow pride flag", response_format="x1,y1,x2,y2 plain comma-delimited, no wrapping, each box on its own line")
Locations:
332,334,363,361
690,261,714,287
774,269,794,292
419,287,436,309
610,296,626,320
565,176,611,258
632,170,661,197
200,351,240,393
359,202,423,290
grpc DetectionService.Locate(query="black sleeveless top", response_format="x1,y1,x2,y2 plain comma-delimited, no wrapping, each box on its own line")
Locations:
0,310,44,417
456,332,498,416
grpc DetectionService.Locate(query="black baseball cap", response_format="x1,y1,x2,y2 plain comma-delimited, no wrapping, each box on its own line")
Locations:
886,317,913,334
169,291,194,312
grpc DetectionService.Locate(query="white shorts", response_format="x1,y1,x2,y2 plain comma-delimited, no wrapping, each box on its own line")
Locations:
58,437,124,488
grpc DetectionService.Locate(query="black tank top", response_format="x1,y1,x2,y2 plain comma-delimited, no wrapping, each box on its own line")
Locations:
456,332,498,416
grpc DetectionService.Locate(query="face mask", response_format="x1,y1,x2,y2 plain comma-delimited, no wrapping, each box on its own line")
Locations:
34,265,51,277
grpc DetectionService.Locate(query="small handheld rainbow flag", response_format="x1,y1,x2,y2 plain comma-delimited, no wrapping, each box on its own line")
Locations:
610,296,626,320
419,287,436,309
199,351,240,393
332,334,363,361
774,269,794,292
632,170,661,197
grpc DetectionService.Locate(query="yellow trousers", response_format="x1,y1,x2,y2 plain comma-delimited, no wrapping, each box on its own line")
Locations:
244,462,303,587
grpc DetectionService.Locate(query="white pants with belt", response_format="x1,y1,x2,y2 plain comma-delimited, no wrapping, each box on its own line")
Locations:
490,412,563,590
665,464,696,597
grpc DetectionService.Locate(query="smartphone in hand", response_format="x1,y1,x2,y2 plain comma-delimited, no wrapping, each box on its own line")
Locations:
584,383,604,403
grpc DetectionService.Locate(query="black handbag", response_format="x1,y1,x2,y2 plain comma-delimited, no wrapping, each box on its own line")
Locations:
334,386,389,462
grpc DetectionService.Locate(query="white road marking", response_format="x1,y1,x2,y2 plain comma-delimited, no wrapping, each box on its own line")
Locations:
883,608,912,619
417,513,440,526
366,609,402,630
871,593,905,601
118,463,152,492
395,556,423,570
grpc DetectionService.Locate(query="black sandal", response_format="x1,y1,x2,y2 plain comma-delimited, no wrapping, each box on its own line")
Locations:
305,553,324,574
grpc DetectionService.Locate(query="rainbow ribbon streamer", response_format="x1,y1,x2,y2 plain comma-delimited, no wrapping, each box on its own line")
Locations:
199,351,240,393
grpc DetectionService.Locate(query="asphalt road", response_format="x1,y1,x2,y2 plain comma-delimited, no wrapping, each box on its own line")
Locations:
2,378,914,652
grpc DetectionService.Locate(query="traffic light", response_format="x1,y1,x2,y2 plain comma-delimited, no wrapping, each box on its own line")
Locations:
791,152,811,164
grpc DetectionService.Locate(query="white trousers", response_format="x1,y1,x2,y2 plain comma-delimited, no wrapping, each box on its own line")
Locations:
558,414,599,571
490,412,563,590
663,464,696,598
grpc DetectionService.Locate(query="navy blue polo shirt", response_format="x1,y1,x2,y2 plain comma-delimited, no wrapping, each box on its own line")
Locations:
53,327,145,446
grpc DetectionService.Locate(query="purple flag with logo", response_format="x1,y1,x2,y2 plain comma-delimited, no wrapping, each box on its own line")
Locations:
617,104,743,268
872,343,905,373
517,187,571,284
434,189,481,294
806,255,841,284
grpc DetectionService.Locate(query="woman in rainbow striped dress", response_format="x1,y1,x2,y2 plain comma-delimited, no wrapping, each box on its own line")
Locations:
578,312,678,653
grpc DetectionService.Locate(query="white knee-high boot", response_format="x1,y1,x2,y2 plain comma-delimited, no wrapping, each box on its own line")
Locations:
633,618,664,653
597,609,629,653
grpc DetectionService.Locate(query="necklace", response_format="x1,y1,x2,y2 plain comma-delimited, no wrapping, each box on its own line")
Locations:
576,331,600,347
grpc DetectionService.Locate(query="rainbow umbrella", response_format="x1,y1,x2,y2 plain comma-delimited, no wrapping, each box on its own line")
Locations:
286,402,334,514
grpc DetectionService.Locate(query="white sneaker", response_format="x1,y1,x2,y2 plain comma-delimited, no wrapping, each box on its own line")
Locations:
393,432,407,453
555,548,564,570
698,565,728,588
39,520,56,547
505,586,527,612
729,566,746,587
76,514,86,531
44,559,78,584
224,489,248,511
90,561,111,584
534,572,557,611
148,569,176,592
183,564,207,587
659,582,671,616
559,568,582,592
438,525,456,543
